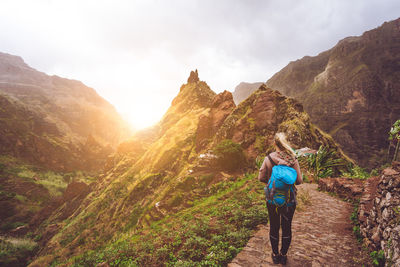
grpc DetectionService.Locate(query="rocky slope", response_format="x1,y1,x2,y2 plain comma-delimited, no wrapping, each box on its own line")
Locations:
266,18,400,169
232,82,264,105
28,71,348,266
0,52,131,172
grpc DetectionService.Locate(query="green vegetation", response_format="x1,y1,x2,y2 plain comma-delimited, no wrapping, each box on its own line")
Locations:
214,139,246,171
255,156,264,169
0,155,94,197
370,250,385,266
65,173,268,266
299,146,346,182
0,236,38,266
342,164,378,180
350,202,362,243
392,207,400,225
388,119,400,162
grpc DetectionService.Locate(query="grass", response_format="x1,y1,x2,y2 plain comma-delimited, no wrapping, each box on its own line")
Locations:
0,155,96,197
36,172,67,197
0,236,38,266
296,189,312,212
66,173,268,267
341,165,375,180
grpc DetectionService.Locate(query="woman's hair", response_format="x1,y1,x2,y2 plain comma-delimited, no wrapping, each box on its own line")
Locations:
274,132,296,158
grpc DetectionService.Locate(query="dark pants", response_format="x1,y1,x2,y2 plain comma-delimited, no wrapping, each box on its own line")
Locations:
267,202,296,255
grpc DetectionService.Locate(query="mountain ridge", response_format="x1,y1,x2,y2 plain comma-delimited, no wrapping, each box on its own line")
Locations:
265,18,400,168
27,71,350,266
0,51,132,171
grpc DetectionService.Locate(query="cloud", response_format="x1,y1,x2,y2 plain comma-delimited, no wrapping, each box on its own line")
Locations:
0,0,399,128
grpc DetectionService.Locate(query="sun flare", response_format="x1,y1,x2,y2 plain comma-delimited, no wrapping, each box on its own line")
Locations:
117,93,171,130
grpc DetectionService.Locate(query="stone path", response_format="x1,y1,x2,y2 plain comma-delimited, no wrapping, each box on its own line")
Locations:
229,183,365,267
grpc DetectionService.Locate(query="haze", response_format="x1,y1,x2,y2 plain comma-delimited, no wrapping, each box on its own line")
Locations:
0,0,399,129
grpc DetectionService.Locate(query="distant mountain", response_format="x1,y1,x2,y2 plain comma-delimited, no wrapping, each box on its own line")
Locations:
232,82,264,104
0,52,132,171
0,53,132,262
29,71,347,266
266,18,400,168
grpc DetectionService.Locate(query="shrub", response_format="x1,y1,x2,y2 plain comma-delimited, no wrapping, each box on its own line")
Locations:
177,176,196,190
300,146,346,182
200,174,214,186
370,250,385,266
214,140,246,171
168,193,183,207
342,164,371,179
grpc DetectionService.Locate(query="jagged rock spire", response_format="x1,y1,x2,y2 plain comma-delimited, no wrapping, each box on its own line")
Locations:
187,69,199,83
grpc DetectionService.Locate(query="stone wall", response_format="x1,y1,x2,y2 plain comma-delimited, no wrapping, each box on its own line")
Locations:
359,166,400,266
318,162,400,266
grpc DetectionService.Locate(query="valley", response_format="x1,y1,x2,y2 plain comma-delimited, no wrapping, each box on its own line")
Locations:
0,17,399,267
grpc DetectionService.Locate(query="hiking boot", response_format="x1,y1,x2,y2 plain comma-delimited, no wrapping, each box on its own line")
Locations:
280,254,287,265
271,253,280,264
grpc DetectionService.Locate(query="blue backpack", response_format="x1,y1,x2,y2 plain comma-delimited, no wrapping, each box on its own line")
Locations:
264,155,297,206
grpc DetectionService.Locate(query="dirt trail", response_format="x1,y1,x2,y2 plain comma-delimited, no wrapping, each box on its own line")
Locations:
229,183,364,267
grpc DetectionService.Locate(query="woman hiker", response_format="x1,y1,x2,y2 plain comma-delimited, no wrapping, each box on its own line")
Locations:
258,132,302,265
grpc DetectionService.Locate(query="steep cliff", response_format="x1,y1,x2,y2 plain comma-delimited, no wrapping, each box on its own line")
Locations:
266,18,400,168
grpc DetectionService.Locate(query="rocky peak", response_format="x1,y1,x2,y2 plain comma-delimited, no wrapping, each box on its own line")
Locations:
187,69,199,83
211,90,235,108
171,72,215,114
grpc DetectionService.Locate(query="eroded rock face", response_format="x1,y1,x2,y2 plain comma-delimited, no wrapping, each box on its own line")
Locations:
196,91,235,151
214,84,341,160
266,18,400,169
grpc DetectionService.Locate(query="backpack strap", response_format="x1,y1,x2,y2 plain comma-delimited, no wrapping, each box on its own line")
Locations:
267,154,277,186
267,154,277,167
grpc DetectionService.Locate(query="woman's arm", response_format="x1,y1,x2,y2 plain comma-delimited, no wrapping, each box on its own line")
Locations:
293,159,302,184
258,156,271,183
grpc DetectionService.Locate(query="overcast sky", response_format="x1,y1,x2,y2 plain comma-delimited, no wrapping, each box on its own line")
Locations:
0,0,399,128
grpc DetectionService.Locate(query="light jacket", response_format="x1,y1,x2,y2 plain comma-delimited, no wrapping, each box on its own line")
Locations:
258,151,302,185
